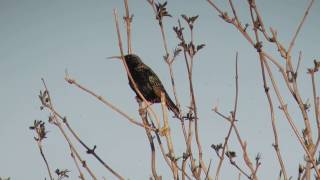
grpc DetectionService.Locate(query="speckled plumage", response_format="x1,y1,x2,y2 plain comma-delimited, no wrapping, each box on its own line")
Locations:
124,54,180,117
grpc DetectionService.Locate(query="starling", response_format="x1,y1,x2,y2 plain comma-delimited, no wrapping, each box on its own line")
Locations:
121,54,180,117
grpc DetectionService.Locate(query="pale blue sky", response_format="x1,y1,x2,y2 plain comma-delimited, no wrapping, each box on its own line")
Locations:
0,0,319,179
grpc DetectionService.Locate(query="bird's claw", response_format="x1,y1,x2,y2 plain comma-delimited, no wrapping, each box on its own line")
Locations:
159,125,170,136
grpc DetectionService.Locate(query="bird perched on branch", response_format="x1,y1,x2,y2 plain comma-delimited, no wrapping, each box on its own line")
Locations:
111,54,180,117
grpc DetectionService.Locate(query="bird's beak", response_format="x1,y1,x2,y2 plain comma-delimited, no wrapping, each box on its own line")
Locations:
107,56,122,60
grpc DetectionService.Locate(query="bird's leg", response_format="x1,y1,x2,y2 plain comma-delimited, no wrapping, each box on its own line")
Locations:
159,92,170,137
137,96,149,123
159,125,169,137
135,96,153,114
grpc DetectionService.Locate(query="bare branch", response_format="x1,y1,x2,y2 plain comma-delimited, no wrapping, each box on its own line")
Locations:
123,0,133,54
40,79,99,180
65,74,154,131
215,52,240,180
287,0,315,54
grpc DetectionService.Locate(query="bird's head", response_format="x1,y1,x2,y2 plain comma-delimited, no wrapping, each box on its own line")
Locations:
108,54,143,67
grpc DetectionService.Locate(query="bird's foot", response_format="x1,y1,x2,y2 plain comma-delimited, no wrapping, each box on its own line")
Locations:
159,125,170,136
136,96,154,112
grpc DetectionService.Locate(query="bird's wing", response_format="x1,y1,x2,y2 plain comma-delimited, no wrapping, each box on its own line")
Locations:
137,63,172,99
148,74,164,97
148,71,180,116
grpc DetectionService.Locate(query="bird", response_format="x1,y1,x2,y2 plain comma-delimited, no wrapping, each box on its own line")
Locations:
115,54,180,117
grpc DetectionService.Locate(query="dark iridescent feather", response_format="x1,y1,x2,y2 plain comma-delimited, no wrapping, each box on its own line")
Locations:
124,54,180,117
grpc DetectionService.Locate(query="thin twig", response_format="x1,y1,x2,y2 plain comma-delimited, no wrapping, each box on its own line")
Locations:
310,70,320,155
139,101,161,180
214,117,235,180
123,0,133,54
153,127,192,180
258,54,288,180
179,17,210,178
247,5,288,178
282,0,315,154
250,0,273,42
287,0,315,54
70,150,85,180
295,51,302,75
215,52,240,180
229,159,251,180
176,19,198,178
213,111,252,180
205,159,212,180
207,0,255,46
41,79,98,180
228,0,241,28
36,141,54,180
233,52,239,119
62,116,124,179
160,92,179,179
207,0,319,178
147,0,169,56
64,74,154,131
262,59,320,177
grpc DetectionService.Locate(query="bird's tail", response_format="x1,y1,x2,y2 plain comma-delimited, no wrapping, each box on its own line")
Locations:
165,93,180,118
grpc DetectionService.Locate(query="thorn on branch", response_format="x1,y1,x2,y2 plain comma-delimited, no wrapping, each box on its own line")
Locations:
226,150,236,159
299,164,304,174
81,160,87,168
123,14,134,23
166,153,177,162
287,70,297,83
248,0,255,7
55,168,70,179
308,59,320,73
278,104,287,110
65,69,75,84
63,117,67,123
253,19,261,30
197,44,205,52
183,152,190,160
302,128,311,148
314,59,320,72
269,36,276,43
86,145,97,154
272,143,278,150
212,106,218,112
219,12,229,22
183,111,195,121
254,41,263,52
66,78,75,84
48,115,54,124
303,99,311,111
255,153,261,165
163,53,169,63
244,23,249,32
